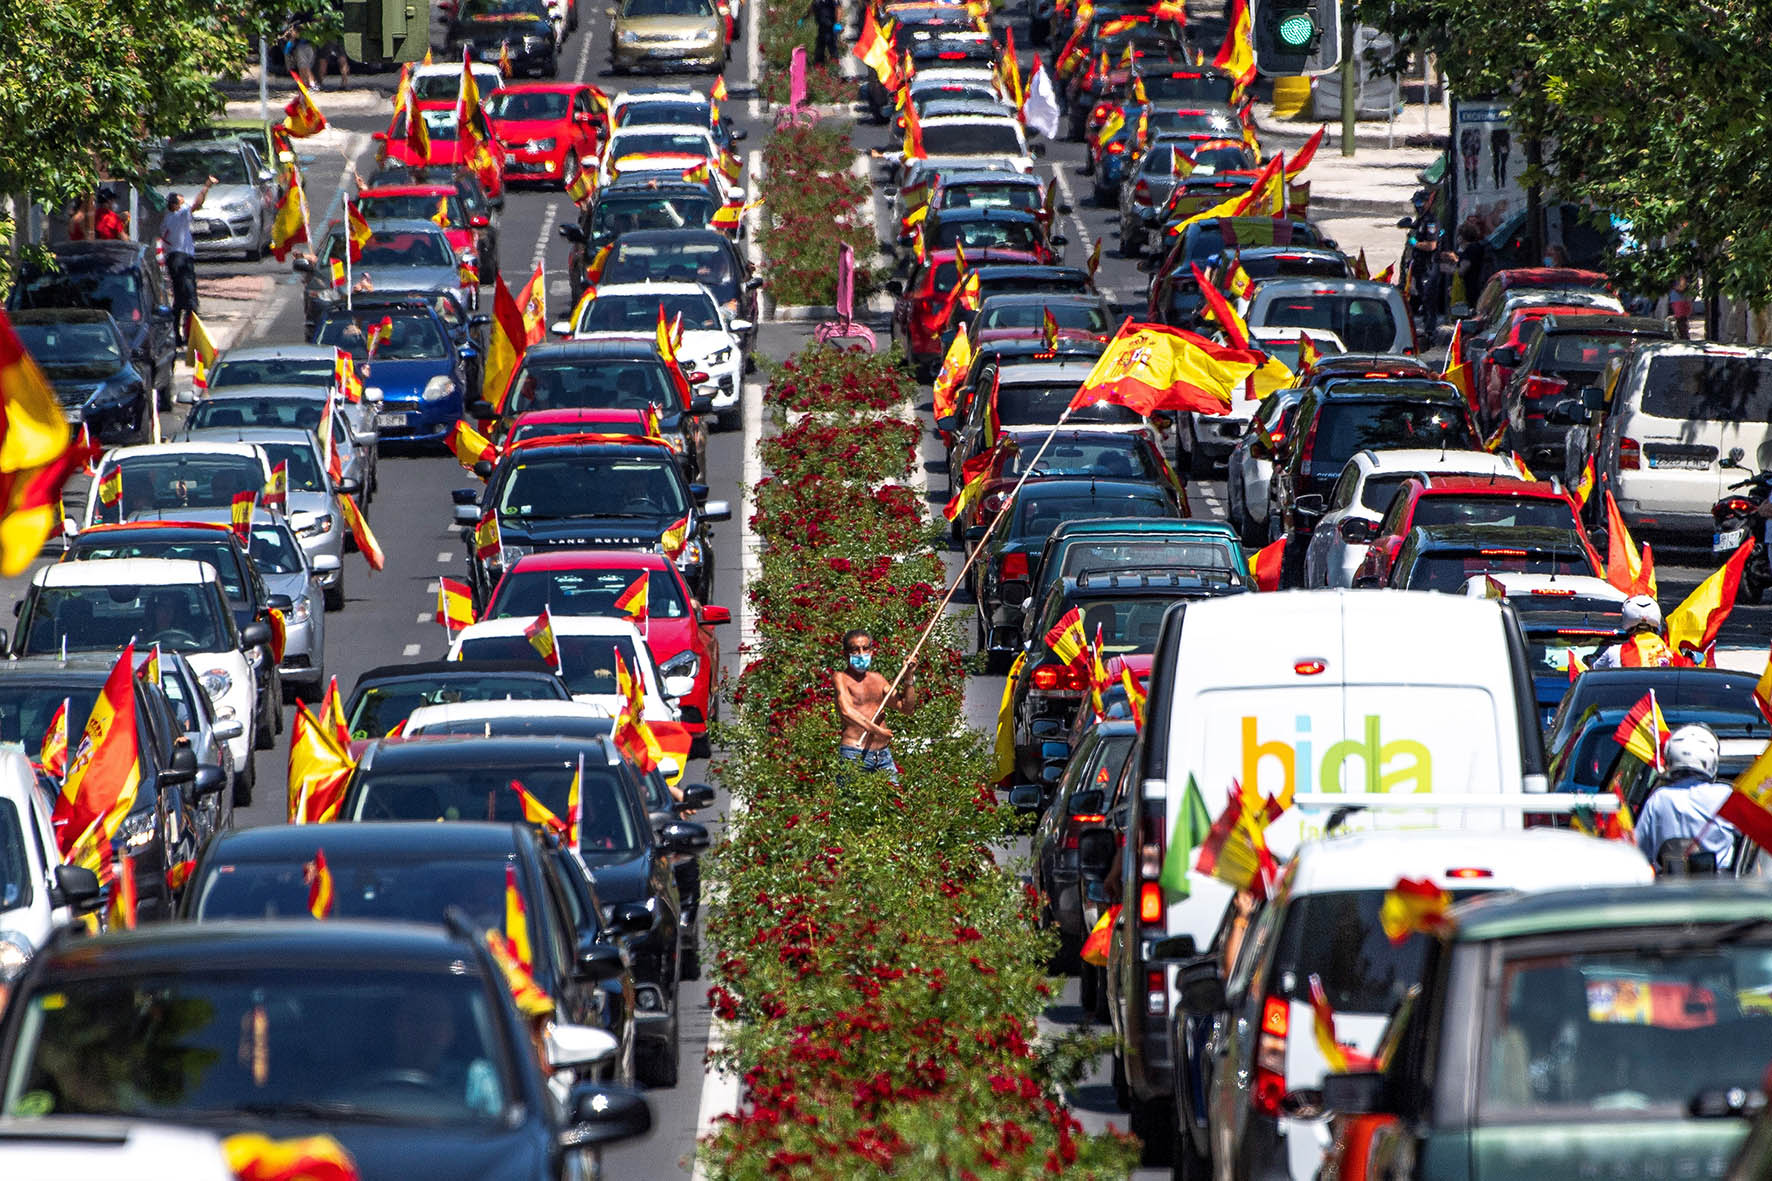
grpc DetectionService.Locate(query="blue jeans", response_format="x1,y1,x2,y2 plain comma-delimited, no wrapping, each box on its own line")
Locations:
838,744,897,774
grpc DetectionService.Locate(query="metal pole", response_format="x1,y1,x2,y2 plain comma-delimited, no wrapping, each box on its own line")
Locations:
1423,51,1431,133
259,38,271,128
1339,8,1356,156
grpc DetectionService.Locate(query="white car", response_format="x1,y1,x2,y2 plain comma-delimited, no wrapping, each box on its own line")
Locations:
1195,828,1653,1181
598,125,737,193
79,441,272,533
912,115,1034,173
13,559,267,770
401,697,616,737
1180,327,1344,477
0,1118,233,1176
566,280,748,424
0,748,100,1000
1304,447,1519,588
1459,571,1627,608
410,61,505,107
1241,278,1416,355
446,615,688,719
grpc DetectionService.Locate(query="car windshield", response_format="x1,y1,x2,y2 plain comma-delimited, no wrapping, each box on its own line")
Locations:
1141,73,1236,103
616,102,707,126
489,567,689,619
622,0,714,14
0,800,28,914
1154,110,1238,138
1056,538,1234,582
979,303,1109,334
603,240,736,294
923,124,1023,156
940,184,1041,212
1481,936,1772,1117
1413,495,1577,531
1641,354,1772,422
397,107,462,143
1259,294,1399,353
186,397,324,434
1272,889,1486,1014
578,292,720,333
157,145,252,186
1013,492,1175,539
1407,548,1589,592
257,441,324,491
207,358,334,388
349,760,639,850
610,133,712,159
248,524,305,574
321,228,455,270
68,536,246,602
196,855,528,933
0,685,99,749
96,454,264,521
1060,596,1184,656
507,358,675,412
936,219,1041,253
357,194,462,225
347,675,566,739
13,265,145,323
499,455,686,517
315,311,449,361
22,583,228,655
455,633,647,699
489,90,571,120
10,320,123,376
997,382,1139,426
2,967,514,1125
591,194,715,237
1009,437,1158,481
1315,401,1476,467
1527,628,1619,674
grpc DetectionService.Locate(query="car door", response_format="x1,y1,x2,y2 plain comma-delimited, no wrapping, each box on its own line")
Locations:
1308,464,1361,586
1208,889,1286,1180
141,257,177,387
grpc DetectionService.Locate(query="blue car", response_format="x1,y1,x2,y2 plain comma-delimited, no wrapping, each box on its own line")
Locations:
312,295,480,443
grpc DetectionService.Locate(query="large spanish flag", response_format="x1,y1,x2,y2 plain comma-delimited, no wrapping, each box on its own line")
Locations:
0,308,74,483
942,446,996,523
1664,540,1753,665
1044,606,1088,669
51,645,141,867
1211,0,1256,88
287,699,355,823
1613,689,1670,771
281,73,328,138
1067,319,1263,418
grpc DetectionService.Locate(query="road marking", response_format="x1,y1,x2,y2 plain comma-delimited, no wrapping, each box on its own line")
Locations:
437,551,454,564
402,643,421,657
744,150,766,317
416,612,431,623
572,11,596,80
1048,166,1116,302
531,198,561,280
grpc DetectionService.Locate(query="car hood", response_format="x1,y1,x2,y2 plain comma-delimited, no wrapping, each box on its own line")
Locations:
349,265,462,295
499,515,677,550
185,1117,547,1181
617,15,720,34
576,848,650,903
359,357,454,398
285,490,336,522
43,368,128,400
676,328,736,358
261,570,313,603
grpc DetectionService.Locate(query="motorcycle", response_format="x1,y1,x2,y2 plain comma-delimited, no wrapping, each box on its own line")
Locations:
1712,456,1772,603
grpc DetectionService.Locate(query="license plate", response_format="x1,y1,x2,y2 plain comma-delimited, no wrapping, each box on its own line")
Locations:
1647,454,1708,470
1715,526,1750,552
375,412,408,429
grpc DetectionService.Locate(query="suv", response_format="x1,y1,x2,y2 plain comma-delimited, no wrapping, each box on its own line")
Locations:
1499,313,1672,467
1244,278,1416,356
1023,517,1249,635
1145,218,1327,326
6,309,151,443
1384,524,1602,592
7,240,178,408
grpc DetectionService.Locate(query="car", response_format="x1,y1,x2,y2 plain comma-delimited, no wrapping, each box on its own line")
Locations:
6,309,151,443
1174,326,1335,480
1459,265,1613,326
1089,107,1241,205
970,478,1184,668
0,654,219,920
132,644,243,820
354,183,491,286
1023,518,1250,625
1116,135,1256,256
408,59,507,106
1242,278,1417,356
609,0,728,73
312,297,476,444
484,550,730,746
1545,681,1767,798
944,427,1182,541
299,219,474,332
1189,829,1653,1180
381,101,508,199
454,433,729,603
1144,218,1328,326
488,83,609,190
1351,473,1600,589
565,281,750,426
12,558,270,773
80,439,269,531
1462,572,1631,723
966,291,1113,346
1469,300,1622,428
1384,523,1603,592
563,179,724,267
177,385,376,504
944,357,1139,478
1028,719,1137,969
916,208,1063,271
1460,288,1627,384
7,241,178,409
363,161,503,239
1242,324,1345,374
200,341,385,460
149,134,279,260
335,737,706,1085
446,614,686,719
598,125,731,193
933,263,1099,360
1499,313,1671,468
1316,882,1772,1181
447,8,559,76
573,228,759,324
503,407,659,453
0,748,103,1003
342,659,573,741
0,920,653,1176
610,89,739,149
1303,448,1520,589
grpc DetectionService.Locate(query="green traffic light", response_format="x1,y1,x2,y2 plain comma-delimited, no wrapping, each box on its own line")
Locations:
1276,11,1317,48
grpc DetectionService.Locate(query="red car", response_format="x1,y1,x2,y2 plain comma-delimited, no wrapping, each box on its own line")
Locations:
505,407,656,452
380,101,506,199
891,247,1041,377
355,184,488,282
1351,476,1600,587
485,550,729,748
487,82,608,191
1474,303,1613,427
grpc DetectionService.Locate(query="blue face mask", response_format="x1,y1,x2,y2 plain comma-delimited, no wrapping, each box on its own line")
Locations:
848,653,872,673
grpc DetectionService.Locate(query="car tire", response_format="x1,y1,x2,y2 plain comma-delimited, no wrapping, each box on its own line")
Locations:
254,707,274,750
1079,959,1099,1012
1111,1049,1131,1110
234,755,255,808
325,572,345,612
1170,1119,1209,1180
1130,1096,1175,1166
636,989,680,1088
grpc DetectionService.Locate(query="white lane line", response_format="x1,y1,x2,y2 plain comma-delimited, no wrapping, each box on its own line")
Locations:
1048,166,1116,303
744,149,767,317
572,11,596,80
531,198,561,278
416,612,431,624
402,643,421,656
745,0,762,119
437,551,454,564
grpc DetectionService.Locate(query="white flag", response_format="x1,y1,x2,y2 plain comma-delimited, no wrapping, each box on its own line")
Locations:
1023,60,1061,142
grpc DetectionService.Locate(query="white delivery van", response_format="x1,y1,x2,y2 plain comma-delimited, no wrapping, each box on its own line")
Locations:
1096,588,1547,1150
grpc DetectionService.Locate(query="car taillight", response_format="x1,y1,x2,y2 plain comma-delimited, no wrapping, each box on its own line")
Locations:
1001,551,1029,580
1062,812,1106,850
1253,995,1289,1116
1619,437,1641,470
1138,797,1165,930
982,490,1009,513
1093,103,1109,120
1521,375,1567,421
1030,663,1087,692
1147,968,1168,1016
1107,142,1126,154
1268,427,1285,446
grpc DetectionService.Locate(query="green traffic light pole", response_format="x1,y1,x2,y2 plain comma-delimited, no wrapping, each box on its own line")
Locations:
1340,3,1356,155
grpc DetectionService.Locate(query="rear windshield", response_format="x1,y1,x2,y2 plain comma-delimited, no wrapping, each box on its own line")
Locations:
1405,548,1591,593
96,454,264,521
1526,628,1619,675
1412,496,1576,531
1640,354,1772,422
1243,254,1349,282
998,382,1138,426
939,184,1041,212
1540,334,1641,371
346,674,566,739
1061,596,1181,656
507,357,675,412
979,303,1109,335
1009,436,1158,481
591,195,715,237
1313,401,1476,467
454,633,642,698
0,684,100,750
207,358,333,388
1141,74,1236,103
936,219,1041,254
923,124,1023,156
1056,539,1235,581
1013,492,1176,539
348,760,639,851
1273,889,1483,1013
1259,294,1400,353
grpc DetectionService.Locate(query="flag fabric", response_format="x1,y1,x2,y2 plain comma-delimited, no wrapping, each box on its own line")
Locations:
525,607,562,672
902,95,925,159
1213,0,1256,88
1286,126,1326,178
1309,974,1350,1072
1098,106,1126,147
335,345,366,402
1296,333,1322,373
267,607,287,664
287,699,354,824
143,643,163,687
1001,26,1024,110
449,418,497,471
498,41,512,75
1023,59,1062,141
1067,319,1264,417
404,99,432,164
338,493,382,571
711,76,728,102
1044,606,1088,669
1603,490,1656,597
98,465,123,511
1080,904,1120,967
613,571,649,622
0,307,75,478
1719,739,1772,853
0,435,91,576
992,652,1024,784
281,72,328,137
223,1133,360,1181
1191,263,1251,349
1664,541,1752,665
1511,450,1535,481
454,51,502,187
305,849,335,919
484,274,528,412
943,446,996,522
328,258,347,290
1754,646,1772,726
1250,536,1284,591
107,846,137,931
1379,877,1454,944
1567,649,1586,683
485,929,554,1018
1573,454,1596,509
656,302,694,409
505,863,534,970
584,243,612,289
261,460,288,513
1225,257,1254,300
1613,689,1671,771
188,313,219,387
1122,664,1147,729
508,779,569,837
475,513,502,562
855,6,900,89
1041,305,1060,352
660,513,690,559
1194,779,1279,898
51,645,140,870
1441,321,1477,417
566,758,582,845
931,331,972,426
566,166,595,204
1086,239,1103,280
230,489,256,541
39,698,67,777
436,576,475,631
1086,625,1110,718
269,169,308,261
1157,774,1212,899
1238,153,1285,217
365,315,394,357
1352,248,1370,280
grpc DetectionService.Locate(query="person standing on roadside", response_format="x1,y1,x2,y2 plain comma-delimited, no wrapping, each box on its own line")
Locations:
160,176,216,347
833,628,915,774
809,0,840,65
92,189,129,240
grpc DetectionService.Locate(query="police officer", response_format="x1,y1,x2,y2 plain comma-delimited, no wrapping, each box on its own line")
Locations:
1636,724,1736,873
1590,595,1674,668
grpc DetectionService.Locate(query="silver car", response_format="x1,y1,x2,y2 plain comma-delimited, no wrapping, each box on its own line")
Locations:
300,219,474,333
202,344,384,457
180,427,358,612
152,137,279,261
146,647,244,824
176,384,377,505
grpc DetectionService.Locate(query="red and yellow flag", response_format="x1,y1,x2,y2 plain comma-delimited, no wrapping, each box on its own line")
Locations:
287,699,355,824
1194,778,1279,898
269,167,308,262
1212,0,1256,89
223,1132,359,1181
263,460,289,513
566,166,595,205
711,76,728,102
1309,974,1350,1073
613,572,649,622
365,315,394,357
656,302,694,409
1613,689,1670,771
1080,904,1119,967
507,779,569,837
1441,321,1477,418
52,645,141,870
1296,333,1322,373
230,489,256,541
1286,126,1326,178
454,50,501,188
98,466,123,510
505,862,533,970
1573,453,1596,509
338,493,382,571
1121,665,1147,730
1225,257,1254,301
1191,262,1251,349
267,607,287,664
485,928,553,1018
1603,490,1656,598
660,514,690,560
1068,319,1263,418
106,847,137,931
1720,737,1772,853
436,576,475,632
404,100,432,164
943,446,996,523
1753,646,1772,727
345,201,373,263
39,698,68,778
1045,606,1088,669
474,513,502,562
1379,877,1454,944
525,606,562,672
281,73,328,138
482,281,529,408
1250,536,1285,592
305,848,335,919
0,306,78,573
1041,305,1060,352
1664,540,1751,665
931,331,972,426
450,418,497,471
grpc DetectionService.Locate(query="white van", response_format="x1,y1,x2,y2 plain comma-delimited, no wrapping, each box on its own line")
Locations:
1097,588,1547,1148
0,748,101,1002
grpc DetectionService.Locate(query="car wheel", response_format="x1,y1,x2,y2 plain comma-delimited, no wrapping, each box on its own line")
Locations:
1171,1115,1209,1180
1111,1049,1131,1110
233,756,255,808
636,986,680,1087
324,571,345,612
1131,1097,1176,1166
1079,959,1099,1012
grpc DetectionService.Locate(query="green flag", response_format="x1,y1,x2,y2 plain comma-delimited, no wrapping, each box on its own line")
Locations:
1159,774,1212,900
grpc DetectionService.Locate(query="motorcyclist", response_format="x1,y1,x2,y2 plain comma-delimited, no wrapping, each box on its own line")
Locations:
1635,724,1736,874
1589,595,1675,668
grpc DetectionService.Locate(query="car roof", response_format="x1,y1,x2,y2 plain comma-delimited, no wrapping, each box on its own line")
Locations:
1012,477,1172,499
7,307,116,324
1534,313,1670,337
360,733,608,770
1465,573,1625,603
1349,448,1516,476
1487,266,1611,291
1286,828,1650,896
35,557,217,588
934,170,1041,186
0,653,133,681
352,659,566,686
1410,475,1564,497
404,700,618,728
494,81,591,95
1453,879,1772,942
35,919,484,974
71,520,234,541
929,206,1040,223
103,441,262,462
506,550,675,573
455,615,643,641
205,820,529,862
1048,517,1238,540
196,385,328,401
183,426,315,446
587,281,714,299
358,184,457,198
1060,569,1244,595
996,360,1105,382
1255,278,1405,297
521,338,661,360
45,241,150,264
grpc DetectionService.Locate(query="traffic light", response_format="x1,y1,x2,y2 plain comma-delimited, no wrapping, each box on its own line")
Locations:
1253,0,1341,77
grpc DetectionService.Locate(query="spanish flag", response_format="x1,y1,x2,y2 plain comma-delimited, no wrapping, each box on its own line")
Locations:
404,101,432,164
681,160,711,185
223,1132,360,1181
143,643,162,686
98,465,123,512
1665,539,1753,665
993,652,1023,784
230,489,256,541
1286,126,1327,179
39,698,67,778
0,436,91,576
1122,665,1147,730
484,929,553,1018
287,699,355,824
505,862,534,970
345,201,373,263
1719,738,1772,853
711,76,728,101
1226,257,1254,301
268,607,287,664
1080,904,1119,966
1212,0,1256,89
931,331,972,426
1045,606,1088,669
507,779,569,837
263,460,289,512
1573,453,1596,509
339,493,383,572
1309,973,1350,1073
902,95,925,159
51,644,141,870
1194,778,1279,898
107,846,137,931
1250,536,1284,592
0,304,75,477
525,605,562,672
498,41,512,76
1295,333,1322,373
943,446,996,523
305,848,335,919
1099,106,1126,146
1603,490,1656,598
1192,262,1251,349
450,418,497,472
566,166,595,204
660,513,690,560
281,72,328,138
1754,645,1772,727
365,315,394,357
474,513,502,561
1379,877,1454,944
1086,238,1102,280
269,167,308,262
1068,318,1263,418
1613,689,1670,771
566,759,582,845
188,313,219,386
486,275,529,412
455,51,502,188
328,258,347,290
1041,305,1060,352
436,576,474,631
613,571,649,622
656,302,694,409
584,243,612,289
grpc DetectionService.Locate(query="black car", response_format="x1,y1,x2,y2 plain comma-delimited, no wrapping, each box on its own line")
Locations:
454,435,730,604
913,208,1060,272
1500,312,1672,467
0,655,223,921
182,821,638,1079
343,659,573,740
0,921,652,1178
1145,218,1328,324
448,12,558,77
7,240,178,408
1547,666,1766,754
337,735,708,1087
577,229,760,328
1025,719,1136,971
6,309,150,442
561,180,721,257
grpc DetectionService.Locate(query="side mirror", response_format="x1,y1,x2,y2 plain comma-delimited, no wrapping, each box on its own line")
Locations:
999,580,1030,606
659,820,710,853
728,318,753,333
701,499,731,522
561,1081,652,1150
933,413,957,433
559,223,587,244
1008,785,1041,811
1069,788,1105,815
239,621,272,650
1338,517,1378,543
1050,234,1069,247
291,257,314,273
468,399,498,419
1547,399,1583,425
576,940,628,982
610,901,654,937
1040,763,1065,785
53,863,103,913
452,487,481,505
473,459,495,481
192,765,227,799
468,213,491,228
333,476,361,495
730,127,748,142
1058,202,1074,215
1177,956,1227,1014
546,1022,619,1073
688,482,710,502
163,744,198,786
663,674,696,700
266,594,294,611
212,718,245,742
690,391,716,413
453,504,481,525
1396,215,1414,229
175,389,199,405
1490,347,1521,369
1293,493,1326,520
965,524,987,541
312,553,342,574
1321,1071,1389,1116
1077,828,1116,879
699,604,732,625
551,319,574,337
679,782,716,809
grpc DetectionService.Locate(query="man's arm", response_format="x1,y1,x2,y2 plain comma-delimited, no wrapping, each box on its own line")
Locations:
191,176,217,212
884,661,917,713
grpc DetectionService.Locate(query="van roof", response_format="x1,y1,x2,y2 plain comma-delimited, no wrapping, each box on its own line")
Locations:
1286,828,1650,896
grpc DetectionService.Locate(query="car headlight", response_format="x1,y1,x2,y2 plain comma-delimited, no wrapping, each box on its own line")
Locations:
287,596,312,623
296,513,333,539
0,932,32,983
705,346,732,366
527,137,558,152
617,29,640,42
117,809,157,850
659,650,699,680
200,668,233,699
497,543,532,568
423,375,458,402
677,538,705,568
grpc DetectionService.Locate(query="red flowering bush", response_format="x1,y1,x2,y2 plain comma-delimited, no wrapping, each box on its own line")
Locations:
757,123,878,308
699,343,1137,1178
757,0,861,106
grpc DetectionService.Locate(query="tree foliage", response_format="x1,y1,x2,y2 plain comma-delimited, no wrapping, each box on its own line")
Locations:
1361,0,1772,302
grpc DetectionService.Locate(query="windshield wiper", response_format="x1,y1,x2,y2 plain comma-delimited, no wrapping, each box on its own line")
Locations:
230,1100,412,1124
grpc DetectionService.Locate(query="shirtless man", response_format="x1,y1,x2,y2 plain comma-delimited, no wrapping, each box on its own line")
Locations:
834,628,915,774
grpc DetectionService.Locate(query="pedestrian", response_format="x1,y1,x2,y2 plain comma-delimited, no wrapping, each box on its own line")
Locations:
1543,243,1569,268
160,175,216,348
92,188,130,240
282,19,319,90
317,38,351,90
833,628,915,774
66,194,95,241
1669,275,1694,340
809,0,840,65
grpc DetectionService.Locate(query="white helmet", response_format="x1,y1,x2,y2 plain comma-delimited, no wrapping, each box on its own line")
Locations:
1621,595,1662,634
1664,724,1719,780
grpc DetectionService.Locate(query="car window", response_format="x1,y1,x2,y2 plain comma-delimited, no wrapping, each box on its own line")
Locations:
187,397,323,434
591,194,715,237
248,524,306,574
578,291,720,333
1012,492,1175,540
1010,437,1158,481
1639,354,1772,423
1055,539,1235,584
67,537,248,602
346,675,567,738
489,90,570,120
206,358,334,388
997,381,1138,425
494,455,687,518
156,145,251,186
11,321,123,371
13,265,146,323
923,124,1023,156
979,302,1108,334
315,310,449,361
22,582,230,655
321,229,455,270
0,800,32,913
507,358,674,413
455,632,649,700
0,685,99,749
257,441,325,491
1054,596,1180,656
1259,294,1399,353
1311,401,1476,468
604,239,736,294
1329,466,1360,510
350,759,639,851
622,0,715,15
95,454,264,521
1412,496,1576,531
1406,548,1590,593
1358,473,1415,513
357,194,462,225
